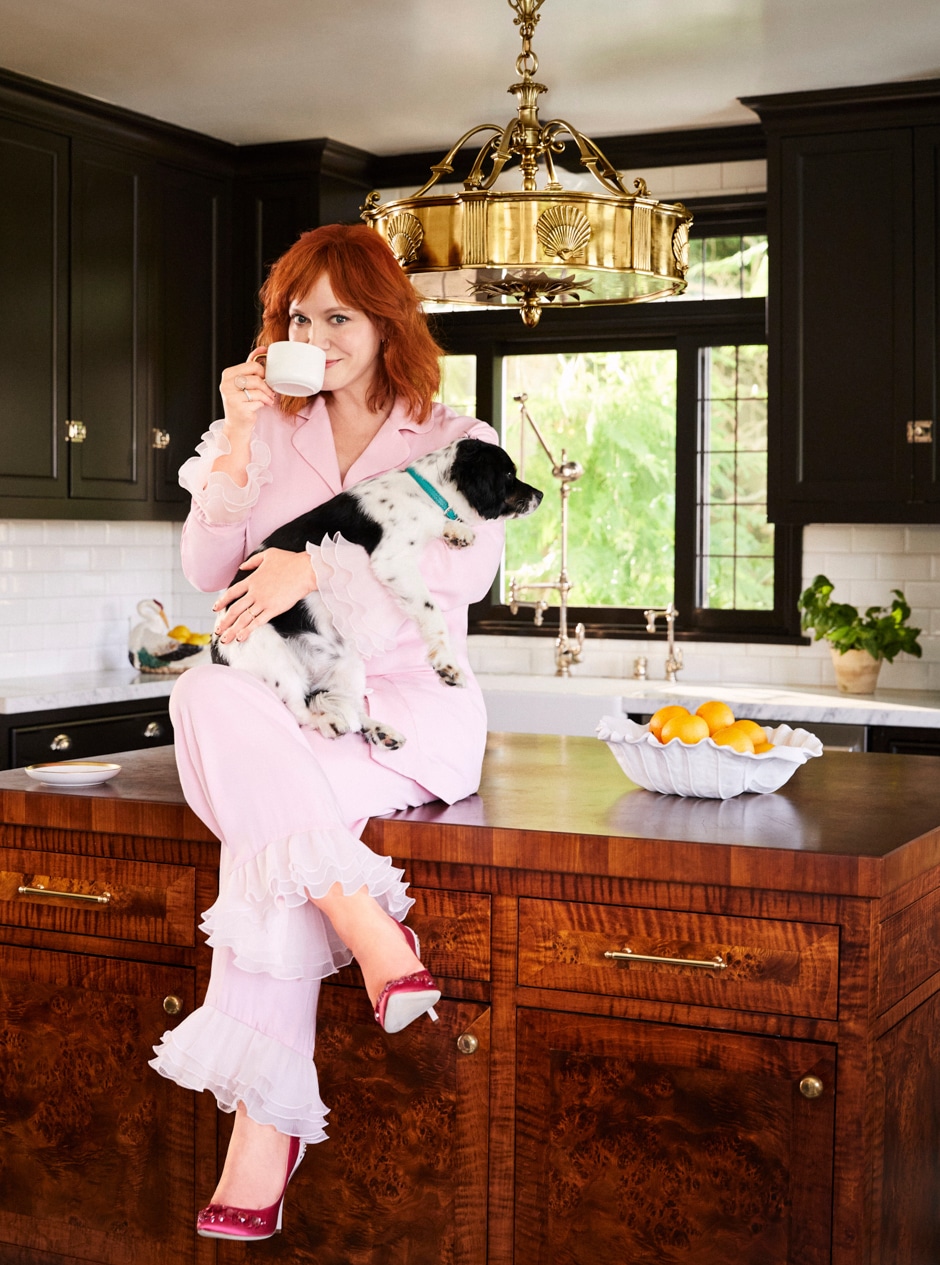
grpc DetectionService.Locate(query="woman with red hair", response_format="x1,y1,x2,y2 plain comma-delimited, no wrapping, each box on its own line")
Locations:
150,224,503,1240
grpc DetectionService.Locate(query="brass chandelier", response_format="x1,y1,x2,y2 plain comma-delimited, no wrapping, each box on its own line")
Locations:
362,0,693,327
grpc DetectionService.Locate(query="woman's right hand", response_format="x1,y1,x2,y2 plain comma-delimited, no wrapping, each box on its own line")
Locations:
219,354,277,429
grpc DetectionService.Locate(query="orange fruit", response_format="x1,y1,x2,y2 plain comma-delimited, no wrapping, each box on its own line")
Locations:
661,713,710,745
733,718,767,743
695,700,736,734
649,705,690,741
711,724,756,754
753,740,775,754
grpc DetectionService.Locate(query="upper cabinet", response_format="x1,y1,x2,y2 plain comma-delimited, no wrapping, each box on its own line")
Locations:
0,74,374,521
0,116,69,507
0,80,233,520
745,82,940,523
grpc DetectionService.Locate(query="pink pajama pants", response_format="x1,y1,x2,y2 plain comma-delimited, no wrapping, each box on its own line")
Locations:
149,663,432,1143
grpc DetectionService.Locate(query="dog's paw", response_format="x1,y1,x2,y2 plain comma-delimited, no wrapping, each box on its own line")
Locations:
443,523,475,549
430,655,467,688
360,718,407,749
306,712,353,739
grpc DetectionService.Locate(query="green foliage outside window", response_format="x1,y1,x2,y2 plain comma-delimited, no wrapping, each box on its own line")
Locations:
677,236,769,301
699,345,774,610
501,352,677,609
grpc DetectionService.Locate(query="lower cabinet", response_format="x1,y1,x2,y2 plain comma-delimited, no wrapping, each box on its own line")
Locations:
0,942,196,1265
216,986,491,1265
0,698,173,770
514,1009,835,1265
1,754,938,1265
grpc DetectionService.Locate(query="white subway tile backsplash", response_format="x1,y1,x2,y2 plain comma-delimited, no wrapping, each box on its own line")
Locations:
1,517,938,688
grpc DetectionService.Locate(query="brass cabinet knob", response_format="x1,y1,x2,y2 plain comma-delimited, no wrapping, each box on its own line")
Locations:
799,1075,824,1099
143,721,163,740
66,420,87,443
163,995,183,1016
152,428,171,450
456,1033,479,1055
50,733,72,752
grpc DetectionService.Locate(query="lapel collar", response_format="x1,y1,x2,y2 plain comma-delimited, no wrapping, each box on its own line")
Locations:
343,399,421,487
290,397,343,496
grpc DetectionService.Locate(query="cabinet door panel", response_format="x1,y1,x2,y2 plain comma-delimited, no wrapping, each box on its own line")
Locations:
0,117,68,499
0,942,195,1264
153,167,230,504
70,141,150,501
515,1008,835,1265
217,985,490,1265
772,130,914,520
914,125,940,504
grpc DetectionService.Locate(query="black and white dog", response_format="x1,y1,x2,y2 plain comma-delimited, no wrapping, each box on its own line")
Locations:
211,438,542,748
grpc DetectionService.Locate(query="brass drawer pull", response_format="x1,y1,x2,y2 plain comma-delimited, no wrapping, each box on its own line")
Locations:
604,948,727,971
457,1033,479,1055
17,884,111,906
50,733,72,752
799,1075,824,1099
163,995,183,1016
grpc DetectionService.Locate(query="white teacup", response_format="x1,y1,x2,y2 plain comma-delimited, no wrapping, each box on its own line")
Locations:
250,342,326,396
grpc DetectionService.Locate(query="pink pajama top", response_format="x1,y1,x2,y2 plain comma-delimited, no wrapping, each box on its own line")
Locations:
178,395,504,804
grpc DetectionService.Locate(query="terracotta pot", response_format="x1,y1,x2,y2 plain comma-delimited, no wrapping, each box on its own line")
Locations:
829,645,882,694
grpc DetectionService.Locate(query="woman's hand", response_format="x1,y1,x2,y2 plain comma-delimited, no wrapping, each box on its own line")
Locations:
219,355,276,429
213,548,318,644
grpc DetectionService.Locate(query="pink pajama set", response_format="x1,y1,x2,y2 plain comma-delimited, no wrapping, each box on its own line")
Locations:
149,398,504,1144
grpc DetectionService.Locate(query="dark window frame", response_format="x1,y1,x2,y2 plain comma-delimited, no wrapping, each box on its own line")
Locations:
430,207,803,644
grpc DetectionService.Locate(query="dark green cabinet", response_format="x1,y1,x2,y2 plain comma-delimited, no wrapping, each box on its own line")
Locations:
69,139,152,504
152,165,231,507
747,84,940,524
0,116,69,504
0,108,231,519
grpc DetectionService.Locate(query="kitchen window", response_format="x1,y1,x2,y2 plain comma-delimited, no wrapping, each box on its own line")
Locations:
433,230,801,642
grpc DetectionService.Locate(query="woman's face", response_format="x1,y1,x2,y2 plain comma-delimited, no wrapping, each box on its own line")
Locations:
287,273,383,401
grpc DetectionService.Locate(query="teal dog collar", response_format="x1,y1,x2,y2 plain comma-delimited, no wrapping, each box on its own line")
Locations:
404,466,460,521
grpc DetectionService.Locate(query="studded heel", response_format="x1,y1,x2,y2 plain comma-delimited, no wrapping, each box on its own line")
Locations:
373,922,441,1034
196,1134,306,1241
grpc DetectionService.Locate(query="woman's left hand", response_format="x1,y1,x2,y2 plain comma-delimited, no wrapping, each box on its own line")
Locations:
213,548,318,643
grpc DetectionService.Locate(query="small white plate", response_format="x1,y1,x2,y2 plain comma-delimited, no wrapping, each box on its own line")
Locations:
25,761,121,786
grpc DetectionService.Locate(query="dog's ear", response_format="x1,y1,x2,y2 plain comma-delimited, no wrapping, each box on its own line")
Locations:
450,438,516,519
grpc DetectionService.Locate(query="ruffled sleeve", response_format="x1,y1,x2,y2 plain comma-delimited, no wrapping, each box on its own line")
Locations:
308,533,408,659
178,419,274,525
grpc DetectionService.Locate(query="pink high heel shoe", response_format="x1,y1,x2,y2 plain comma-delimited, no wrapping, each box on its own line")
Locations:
373,922,441,1034
196,1134,306,1241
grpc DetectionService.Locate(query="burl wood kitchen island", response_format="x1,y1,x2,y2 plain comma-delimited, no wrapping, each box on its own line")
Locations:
1,734,939,1265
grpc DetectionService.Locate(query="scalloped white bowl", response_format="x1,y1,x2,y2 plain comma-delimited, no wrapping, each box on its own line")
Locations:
596,716,823,798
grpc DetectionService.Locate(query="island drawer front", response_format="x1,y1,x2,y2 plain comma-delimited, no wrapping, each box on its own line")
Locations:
518,898,840,1019
0,847,196,947
409,888,491,982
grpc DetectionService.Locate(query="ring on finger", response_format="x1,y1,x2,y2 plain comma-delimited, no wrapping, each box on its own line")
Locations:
234,374,248,389
242,387,251,401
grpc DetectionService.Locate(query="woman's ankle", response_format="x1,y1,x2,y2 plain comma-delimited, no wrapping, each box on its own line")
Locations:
308,886,420,1005
210,1106,291,1209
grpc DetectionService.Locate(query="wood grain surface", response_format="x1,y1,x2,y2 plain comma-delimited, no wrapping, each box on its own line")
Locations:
3,737,940,897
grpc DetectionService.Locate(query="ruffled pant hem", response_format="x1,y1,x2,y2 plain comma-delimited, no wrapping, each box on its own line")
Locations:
201,825,414,981
150,1004,329,1145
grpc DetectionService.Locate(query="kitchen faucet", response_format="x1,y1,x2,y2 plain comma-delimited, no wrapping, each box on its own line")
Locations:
508,394,585,677
644,602,683,682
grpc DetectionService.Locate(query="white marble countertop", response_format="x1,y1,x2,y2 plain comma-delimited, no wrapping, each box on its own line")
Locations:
0,670,177,715
4,669,940,732
476,673,940,729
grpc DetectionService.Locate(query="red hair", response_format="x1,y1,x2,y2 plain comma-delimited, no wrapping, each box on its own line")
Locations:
256,223,442,421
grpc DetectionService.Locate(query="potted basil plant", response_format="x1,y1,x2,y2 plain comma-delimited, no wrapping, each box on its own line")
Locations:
797,574,923,694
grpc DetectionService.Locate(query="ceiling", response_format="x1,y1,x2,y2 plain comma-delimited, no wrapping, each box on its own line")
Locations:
2,0,939,154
